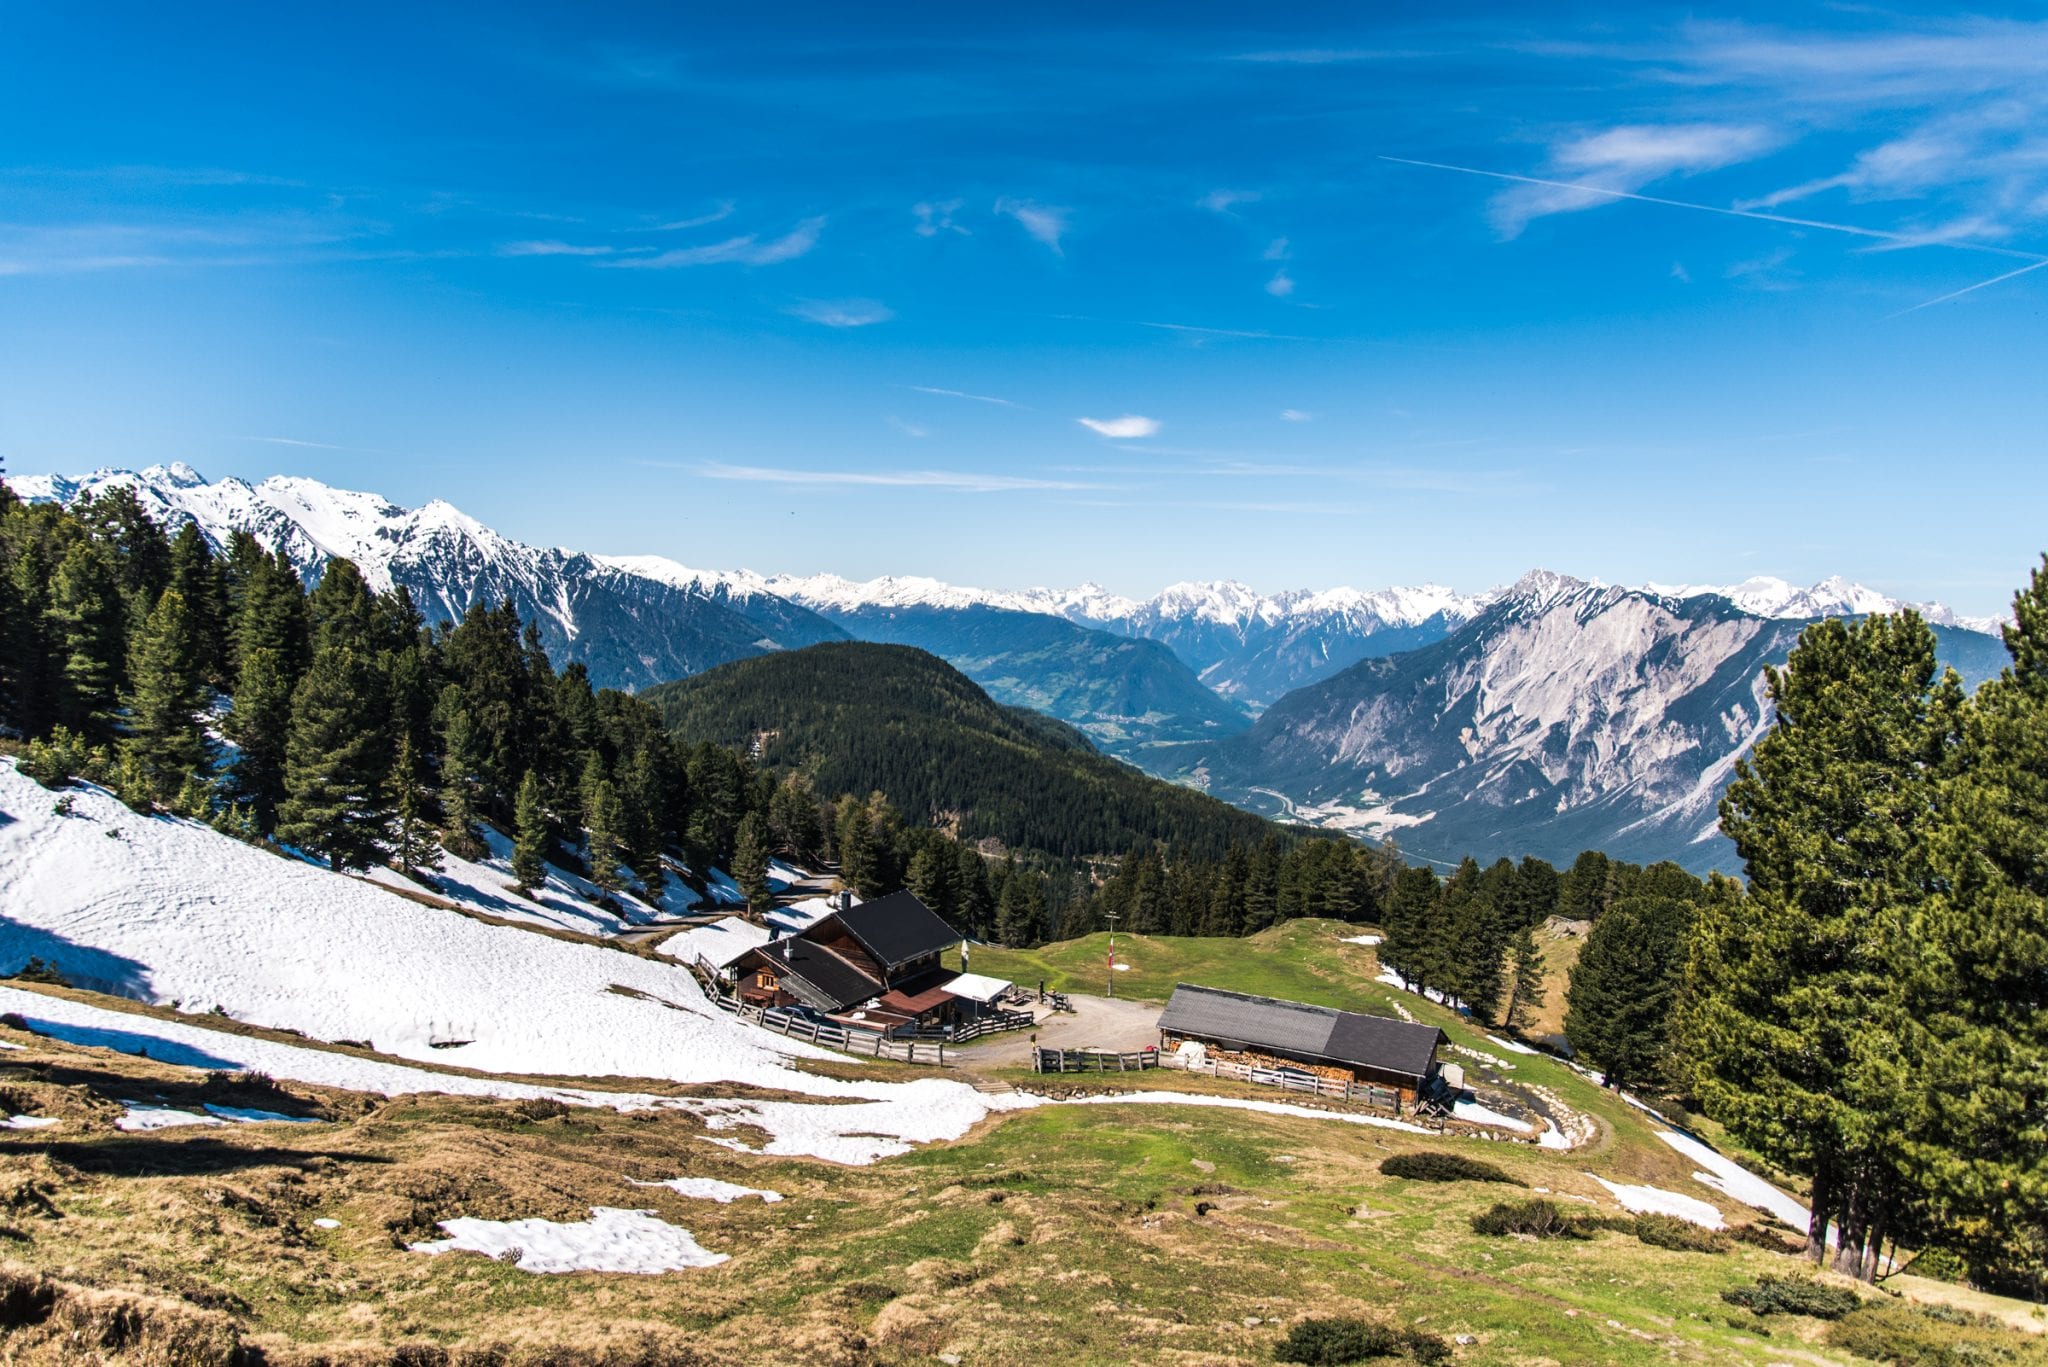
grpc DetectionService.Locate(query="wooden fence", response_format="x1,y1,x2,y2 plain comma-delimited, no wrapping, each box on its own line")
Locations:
686,955,949,1066
1159,1052,1404,1112
1032,1047,1161,1074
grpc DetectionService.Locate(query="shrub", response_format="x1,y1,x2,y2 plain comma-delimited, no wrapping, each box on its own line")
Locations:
1902,1245,1971,1284
1274,1316,1451,1364
1380,1151,1523,1185
1731,1222,1803,1254
1470,1199,1595,1240
4,958,69,987
1826,1301,2030,1366
1631,1214,1732,1254
1721,1275,1863,1319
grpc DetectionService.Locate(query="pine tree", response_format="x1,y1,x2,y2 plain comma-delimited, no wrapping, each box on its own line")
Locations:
512,769,547,892
1565,895,1690,1092
1379,864,1441,988
1685,611,1961,1272
1501,925,1548,1035
48,542,126,740
732,811,772,912
905,843,956,919
623,746,669,902
437,686,488,860
389,735,443,881
167,521,226,687
119,589,211,806
3,547,60,738
996,870,1045,947
276,643,392,872
584,778,628,897
1557,850,1612,920
1903,558,2048,1293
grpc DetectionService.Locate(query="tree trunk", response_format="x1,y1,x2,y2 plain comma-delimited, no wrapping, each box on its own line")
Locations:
1832,1175,1870,1278
1806,1163,1834,1264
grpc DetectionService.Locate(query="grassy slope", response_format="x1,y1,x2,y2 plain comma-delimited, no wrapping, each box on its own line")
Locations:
5,922,2042,1364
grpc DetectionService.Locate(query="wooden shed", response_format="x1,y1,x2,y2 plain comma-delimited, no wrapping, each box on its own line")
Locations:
1157,983,1446,1107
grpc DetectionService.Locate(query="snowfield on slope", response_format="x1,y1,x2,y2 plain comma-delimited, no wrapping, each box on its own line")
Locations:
0,762,834,1086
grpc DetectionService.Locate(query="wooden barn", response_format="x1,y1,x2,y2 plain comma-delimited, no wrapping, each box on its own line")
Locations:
1157,983,1446,1108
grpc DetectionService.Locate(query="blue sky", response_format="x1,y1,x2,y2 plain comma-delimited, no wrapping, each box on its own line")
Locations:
3,5,2044,613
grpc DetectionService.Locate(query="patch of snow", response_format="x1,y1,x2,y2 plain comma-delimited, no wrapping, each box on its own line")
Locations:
313,1217,341,1229
1338,933,1382,946
1485,1034,1539,1056
117,1104,223,1131
700,867,744,905
635,1176,783,1204
411,1206,728,1274
1654,1130,1810,1231
1111,962,1131,972
0,1115,59,1130
765,895,846,936
1060,1090,1430,1134
203,1103,319,1124
1452,1097,1537,1133
657,917,771,970
1592,1175,1726,1229
1537,1121,1571,1150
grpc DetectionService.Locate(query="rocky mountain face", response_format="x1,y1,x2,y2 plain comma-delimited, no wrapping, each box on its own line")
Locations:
1174,571,2010,873
14,465,846,692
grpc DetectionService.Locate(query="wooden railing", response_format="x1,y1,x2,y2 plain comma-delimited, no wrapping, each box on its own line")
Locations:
1032,1047,1160,1074
1160,1052,1403,1113
685,955,949,1066
899,1009,1037,1045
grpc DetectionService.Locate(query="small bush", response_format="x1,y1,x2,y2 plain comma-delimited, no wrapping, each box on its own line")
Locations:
1826,1301,2030,1366
1902,1245,1971,1284
4,958,68,987
1731,1222,1803,1254
1274,1315,1451,1365
1721,1275,1863,1319
1470,1199,1595,1240
1380,1151,1523,1185
1631,1214,1732,1254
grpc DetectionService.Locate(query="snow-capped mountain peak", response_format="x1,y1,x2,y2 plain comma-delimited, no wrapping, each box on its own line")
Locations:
1647,575,2006,636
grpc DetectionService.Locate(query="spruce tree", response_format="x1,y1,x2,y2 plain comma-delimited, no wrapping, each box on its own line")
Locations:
1904,558,2048,1292
905,843,955,918
1565,895,1690,1091
119,588,211,806
389,734,443,881
512,769,547,892
167,521,226,687
1501,925,1547,1035
48,542,126,740
276,644,392,872
1686,611,1961,1272
996,870,1045,947
584,778,628,896
732,811,772,912
437,686,488,860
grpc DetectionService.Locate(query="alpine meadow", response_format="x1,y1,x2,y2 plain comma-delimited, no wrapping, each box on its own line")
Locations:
3,7,2047,1366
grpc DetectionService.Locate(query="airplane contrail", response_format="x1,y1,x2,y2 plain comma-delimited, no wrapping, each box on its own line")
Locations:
1378,155,2048,263
1887,258,2048,318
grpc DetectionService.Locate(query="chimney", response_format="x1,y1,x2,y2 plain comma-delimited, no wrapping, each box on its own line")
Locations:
836,889,853,912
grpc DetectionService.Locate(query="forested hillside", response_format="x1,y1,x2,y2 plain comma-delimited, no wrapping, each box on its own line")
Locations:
642,642,1275,860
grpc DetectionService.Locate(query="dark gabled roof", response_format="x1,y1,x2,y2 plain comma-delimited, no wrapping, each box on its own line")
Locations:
749,938,881,1012
1157,983,1444,1081
829,890,962,972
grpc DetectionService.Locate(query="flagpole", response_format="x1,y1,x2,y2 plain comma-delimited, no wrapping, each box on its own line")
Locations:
1104,908,1120,999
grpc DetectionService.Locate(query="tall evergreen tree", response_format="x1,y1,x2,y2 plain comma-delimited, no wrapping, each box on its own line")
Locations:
512,769,547,892
1501,925,1548,1036
584,777,629,897
437,685,488,860
388,734,443,881
732,811,772,912
1904,559,2048,1292
276,643,392,872
1566,895,1691,1092
1685,611,1961,1273
48,542,126,739
167,521,226,687
996,870,1046,947
119,588,210,806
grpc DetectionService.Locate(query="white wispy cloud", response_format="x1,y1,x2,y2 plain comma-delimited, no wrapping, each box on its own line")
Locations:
1280,409,1312,422
904,385,1025,408
887,416,930,438
1263,236,1291,260
648,203,735,232
240,436,346,450
912,199,968,236
1230,49,1399,64
1265,269,1295,297
995,198,1069,254
605,216,824,269
697,462,1095,492
1487,123,1778,235
787,298,894,328
1200,189,1259,213
1381,157,2046,261
1078,415,1161,439
499,239,618,257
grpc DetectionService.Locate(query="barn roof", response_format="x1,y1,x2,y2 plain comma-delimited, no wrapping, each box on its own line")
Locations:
828,891,961,971
1157,983,1444,1082
749,938,879,1012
